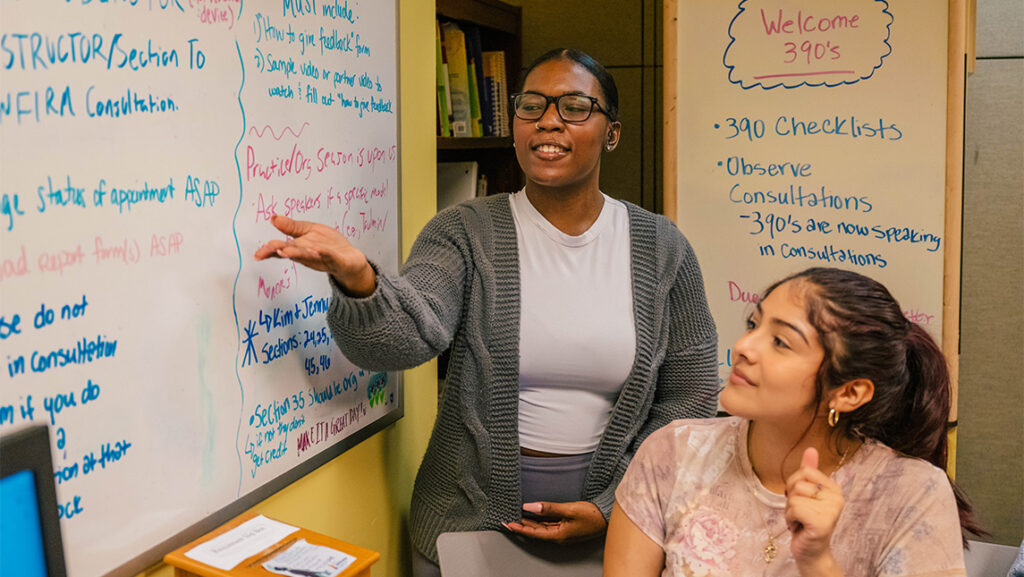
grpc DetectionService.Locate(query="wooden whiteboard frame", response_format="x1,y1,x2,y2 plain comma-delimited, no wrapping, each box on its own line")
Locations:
663,0,969,422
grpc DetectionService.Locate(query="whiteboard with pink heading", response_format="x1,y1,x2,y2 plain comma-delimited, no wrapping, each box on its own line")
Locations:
0,1,401,576
671,0,948,385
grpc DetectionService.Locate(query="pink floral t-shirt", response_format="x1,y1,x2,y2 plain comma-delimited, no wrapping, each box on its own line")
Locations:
616,417,966,577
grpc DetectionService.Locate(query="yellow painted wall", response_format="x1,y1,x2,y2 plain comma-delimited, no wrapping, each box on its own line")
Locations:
137,2,437,575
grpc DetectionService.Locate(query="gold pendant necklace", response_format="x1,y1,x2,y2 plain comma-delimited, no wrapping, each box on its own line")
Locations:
762,526,783,563
751,496,787,564
747,426,852,565
764,537,776,563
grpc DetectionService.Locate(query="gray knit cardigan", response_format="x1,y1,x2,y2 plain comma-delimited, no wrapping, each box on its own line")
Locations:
326,194,719,562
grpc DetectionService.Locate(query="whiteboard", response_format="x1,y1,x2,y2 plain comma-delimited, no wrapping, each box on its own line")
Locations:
0,2,402,576
667,0,948,385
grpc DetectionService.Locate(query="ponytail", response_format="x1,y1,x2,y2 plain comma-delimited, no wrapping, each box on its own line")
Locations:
891,324,987,539
885,323,949,468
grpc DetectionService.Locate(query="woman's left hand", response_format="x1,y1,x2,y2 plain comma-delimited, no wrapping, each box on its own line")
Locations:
502,501,607,543
785,448,844,575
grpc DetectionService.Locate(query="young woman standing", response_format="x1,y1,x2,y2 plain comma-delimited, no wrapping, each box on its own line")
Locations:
256,49,719,577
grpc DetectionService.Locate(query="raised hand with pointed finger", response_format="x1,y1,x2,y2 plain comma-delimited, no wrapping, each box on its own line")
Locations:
785,448,845,575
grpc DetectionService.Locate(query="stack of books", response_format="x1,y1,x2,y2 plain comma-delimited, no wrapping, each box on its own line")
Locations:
436,19,509,138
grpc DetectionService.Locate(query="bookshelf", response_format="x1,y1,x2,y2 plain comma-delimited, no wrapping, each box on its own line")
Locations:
436,0,523,195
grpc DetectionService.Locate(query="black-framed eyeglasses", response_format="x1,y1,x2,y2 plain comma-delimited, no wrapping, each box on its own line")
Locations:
510,92,609,123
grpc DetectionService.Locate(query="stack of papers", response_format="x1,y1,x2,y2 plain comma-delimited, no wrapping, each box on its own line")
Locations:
183,515,356,576
184,515,299,571
262,539,356,577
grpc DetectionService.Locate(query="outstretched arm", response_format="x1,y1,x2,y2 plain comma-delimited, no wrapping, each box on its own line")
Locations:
256,210,469,370
254,214,376,297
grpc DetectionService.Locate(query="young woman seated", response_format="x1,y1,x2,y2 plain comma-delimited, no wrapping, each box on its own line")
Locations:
605,267,982,577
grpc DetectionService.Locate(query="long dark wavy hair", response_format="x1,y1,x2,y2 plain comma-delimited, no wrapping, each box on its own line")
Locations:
763,267,984,539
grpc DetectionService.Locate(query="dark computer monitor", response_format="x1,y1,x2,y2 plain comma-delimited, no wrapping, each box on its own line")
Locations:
0,424,68,577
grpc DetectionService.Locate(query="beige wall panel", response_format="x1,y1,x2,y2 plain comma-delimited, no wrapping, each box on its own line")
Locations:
509,0,643,67
647,0,661,67
654,68,663,214
601,67,645,208
976,0,1024,57
641,63,659,213
958,58,1024,546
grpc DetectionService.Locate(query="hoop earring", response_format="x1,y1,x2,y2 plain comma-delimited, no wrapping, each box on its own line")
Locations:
828,408,840,428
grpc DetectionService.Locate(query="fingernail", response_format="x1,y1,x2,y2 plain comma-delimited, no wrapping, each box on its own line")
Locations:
522,502,542,514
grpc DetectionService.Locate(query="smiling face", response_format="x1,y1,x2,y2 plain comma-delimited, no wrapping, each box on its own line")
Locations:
512,58,620,196
720,280,827,425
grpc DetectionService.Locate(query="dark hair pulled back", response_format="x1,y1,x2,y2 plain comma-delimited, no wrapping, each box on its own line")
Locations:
519,48,619,122
763,267,983,537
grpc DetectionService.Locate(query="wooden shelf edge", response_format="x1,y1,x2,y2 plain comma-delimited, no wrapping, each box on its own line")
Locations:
438,136,514,150
436,0,521,35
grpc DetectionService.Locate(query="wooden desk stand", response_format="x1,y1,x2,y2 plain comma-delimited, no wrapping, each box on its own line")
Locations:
164,512,380,577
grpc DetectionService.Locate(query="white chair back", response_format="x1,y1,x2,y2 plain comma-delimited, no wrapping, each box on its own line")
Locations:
965,540,1019,577
437,531,603,577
